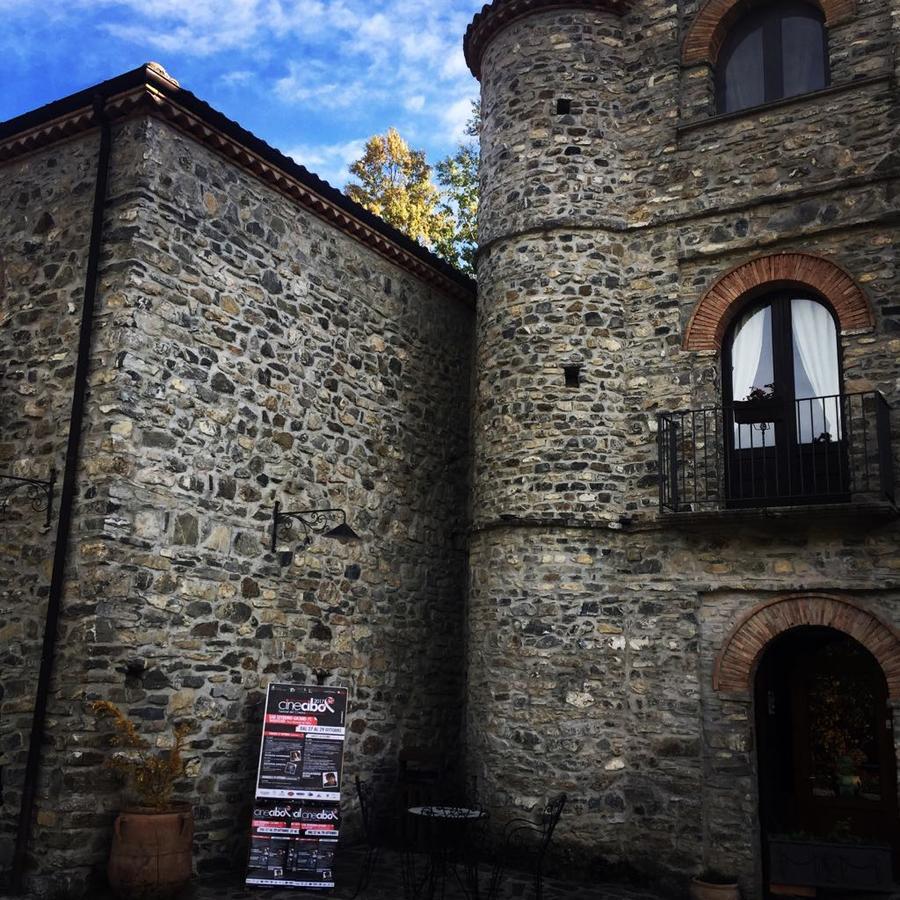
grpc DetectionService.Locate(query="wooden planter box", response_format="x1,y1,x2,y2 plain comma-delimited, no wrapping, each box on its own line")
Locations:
768,837,894,892
732,399,781,424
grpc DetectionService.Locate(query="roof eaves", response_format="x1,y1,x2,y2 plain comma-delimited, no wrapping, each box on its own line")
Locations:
0,63,476,305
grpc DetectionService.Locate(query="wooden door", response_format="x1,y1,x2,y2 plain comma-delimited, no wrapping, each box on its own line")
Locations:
757,628,899,881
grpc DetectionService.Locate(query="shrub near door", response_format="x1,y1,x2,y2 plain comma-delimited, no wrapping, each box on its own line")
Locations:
92,701,194,899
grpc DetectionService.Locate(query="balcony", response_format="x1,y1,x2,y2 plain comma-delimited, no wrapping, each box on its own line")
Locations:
657,392,895,515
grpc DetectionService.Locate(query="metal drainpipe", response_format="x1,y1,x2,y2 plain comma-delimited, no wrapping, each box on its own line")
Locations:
10,94,112,894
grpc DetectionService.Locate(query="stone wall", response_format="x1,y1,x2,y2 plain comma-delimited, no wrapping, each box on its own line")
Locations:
474,9,632,528
0,131,106,880
0,114,474,892
469,0,899,893
466,522,900,889
2,0,898,892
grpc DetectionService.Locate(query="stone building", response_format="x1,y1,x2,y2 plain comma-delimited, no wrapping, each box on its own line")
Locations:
1,0,898,896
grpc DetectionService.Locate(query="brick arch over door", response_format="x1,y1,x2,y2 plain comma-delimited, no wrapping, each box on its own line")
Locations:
682,0,857,66
683,252,874,351
714,593,900,699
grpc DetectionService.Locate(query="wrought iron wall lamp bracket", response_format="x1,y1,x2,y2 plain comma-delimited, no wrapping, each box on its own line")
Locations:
271,501,361,554
0,469,57,527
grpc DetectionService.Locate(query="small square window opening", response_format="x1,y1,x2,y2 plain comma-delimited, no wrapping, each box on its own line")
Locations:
564,365,581,388
556,99,572,115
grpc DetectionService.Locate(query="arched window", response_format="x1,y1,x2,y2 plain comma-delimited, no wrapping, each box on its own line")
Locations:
717,2,830,113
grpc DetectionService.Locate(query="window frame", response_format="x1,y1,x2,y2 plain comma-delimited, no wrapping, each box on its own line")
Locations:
715,2,832,114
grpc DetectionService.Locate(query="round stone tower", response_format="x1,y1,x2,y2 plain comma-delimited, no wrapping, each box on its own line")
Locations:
465,0,664,872
463,0,647,869
466,0,631,527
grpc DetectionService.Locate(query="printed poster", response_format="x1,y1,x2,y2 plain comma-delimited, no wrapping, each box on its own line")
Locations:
246,830,337,889
254,683,347,800
246,683,348,891
251,799,341,838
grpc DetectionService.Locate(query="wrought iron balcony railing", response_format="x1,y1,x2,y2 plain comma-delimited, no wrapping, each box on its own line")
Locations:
657,392,895,513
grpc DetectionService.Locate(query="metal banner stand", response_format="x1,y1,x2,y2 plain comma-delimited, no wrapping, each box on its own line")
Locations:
245,682,349,890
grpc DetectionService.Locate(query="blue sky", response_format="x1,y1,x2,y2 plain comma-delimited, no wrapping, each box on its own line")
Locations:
0,0,484,189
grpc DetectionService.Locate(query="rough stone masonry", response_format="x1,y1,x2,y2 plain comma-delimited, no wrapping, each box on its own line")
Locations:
0,0,898,896
465,0,898,895
0,68,474,896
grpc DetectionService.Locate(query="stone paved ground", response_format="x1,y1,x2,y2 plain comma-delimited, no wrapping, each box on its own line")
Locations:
85,847,665,900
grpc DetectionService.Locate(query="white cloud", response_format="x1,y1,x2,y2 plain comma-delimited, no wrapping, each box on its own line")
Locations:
356,12,395,43
220,70,255,87
441,95,478,143
5,0,486,170
275,60,369,109
440,49,470,81
93,0,265,56
284,137,367,189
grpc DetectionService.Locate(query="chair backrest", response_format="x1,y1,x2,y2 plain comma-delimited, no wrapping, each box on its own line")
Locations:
398,747,445,807
355,775,375,844
398,747,443,782
539,793,567,853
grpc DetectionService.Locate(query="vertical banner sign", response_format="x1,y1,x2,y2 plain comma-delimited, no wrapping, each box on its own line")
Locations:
246,683,348,890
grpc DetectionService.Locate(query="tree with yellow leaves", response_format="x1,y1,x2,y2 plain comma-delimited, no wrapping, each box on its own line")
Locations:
345,127,454,257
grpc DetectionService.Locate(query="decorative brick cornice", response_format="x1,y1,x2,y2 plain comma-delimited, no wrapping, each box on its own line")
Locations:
683,252,874,351
0,65,475,307
714,593,900,699
464,0,631,79
683,0,857,66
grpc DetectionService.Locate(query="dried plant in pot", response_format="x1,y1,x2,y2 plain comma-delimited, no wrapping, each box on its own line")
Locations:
690,870,740,900
92,701,193,900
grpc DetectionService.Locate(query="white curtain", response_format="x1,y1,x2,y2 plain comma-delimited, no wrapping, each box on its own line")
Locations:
732,307,767,401
722,24,765,112
782,12,827,98
781,3,827,97
732,307,770,448
792,298,840,442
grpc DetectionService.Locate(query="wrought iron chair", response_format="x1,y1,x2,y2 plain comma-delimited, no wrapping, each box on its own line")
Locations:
398,747,445,804
352,774,392,899
398,747,446,851
486,793,567,900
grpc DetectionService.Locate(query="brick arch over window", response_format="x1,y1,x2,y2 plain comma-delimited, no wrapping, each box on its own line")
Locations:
682,0,857,66
683,253,874,351
714,593,900,699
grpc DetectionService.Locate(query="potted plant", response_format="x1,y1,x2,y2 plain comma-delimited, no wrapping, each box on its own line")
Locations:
92,700,193,899
690,870,740,900
733,383,781,424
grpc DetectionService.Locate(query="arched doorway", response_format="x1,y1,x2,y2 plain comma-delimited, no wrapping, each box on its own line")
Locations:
755,626,899,888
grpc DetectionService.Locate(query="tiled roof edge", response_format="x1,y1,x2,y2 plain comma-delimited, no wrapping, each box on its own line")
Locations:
0,64,476,306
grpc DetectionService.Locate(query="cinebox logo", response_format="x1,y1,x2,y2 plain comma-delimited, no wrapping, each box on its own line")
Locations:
302,808,339,822
254,807,339,821
255,806,295,818
277,697,336,714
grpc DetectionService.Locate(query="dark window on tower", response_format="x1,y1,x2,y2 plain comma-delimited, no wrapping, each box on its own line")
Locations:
556,98,572,115
717,2,829,114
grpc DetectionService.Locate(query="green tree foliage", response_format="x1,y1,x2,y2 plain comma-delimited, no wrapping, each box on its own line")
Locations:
345,127,454,254
435,101,480,275
344,103,481,276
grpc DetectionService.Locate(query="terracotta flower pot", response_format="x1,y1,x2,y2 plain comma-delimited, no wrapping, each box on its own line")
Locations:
108,804,193,899
690,876,740,900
